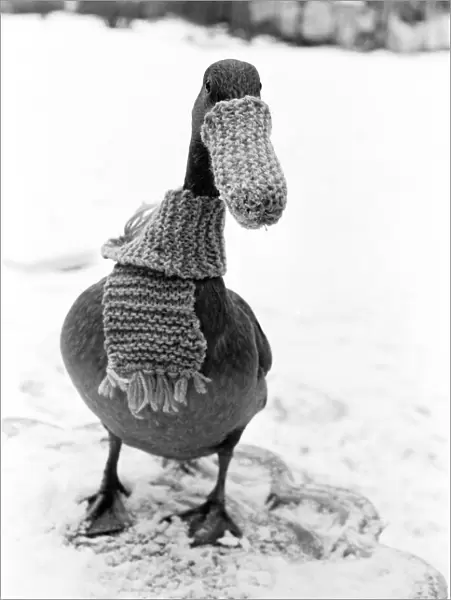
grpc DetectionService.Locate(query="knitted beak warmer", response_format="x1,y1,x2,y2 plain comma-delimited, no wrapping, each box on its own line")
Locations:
99,96,287,418
201,96,287,229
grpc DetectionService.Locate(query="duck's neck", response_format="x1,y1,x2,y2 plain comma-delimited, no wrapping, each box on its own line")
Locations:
183,136,219,198
182,136,228,335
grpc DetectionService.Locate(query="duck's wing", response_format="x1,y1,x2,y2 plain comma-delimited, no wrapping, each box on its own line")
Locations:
227,290,273,377
194,278,272,379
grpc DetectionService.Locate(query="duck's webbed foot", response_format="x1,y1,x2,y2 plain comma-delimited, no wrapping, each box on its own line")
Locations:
80,431,131,537
171,498,242,547
82,478,130,537
163,428,245,547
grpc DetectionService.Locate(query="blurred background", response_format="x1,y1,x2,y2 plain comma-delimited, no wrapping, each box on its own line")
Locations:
1,0,450,51
1,1,450,597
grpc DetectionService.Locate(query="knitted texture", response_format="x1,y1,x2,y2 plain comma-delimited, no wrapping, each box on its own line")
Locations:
99,97,288,418
201,96,288,230
99,189,226,418
102,188,226,279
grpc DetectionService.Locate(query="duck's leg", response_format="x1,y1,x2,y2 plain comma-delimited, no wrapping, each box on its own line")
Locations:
81,429,131,537
165,428,244,547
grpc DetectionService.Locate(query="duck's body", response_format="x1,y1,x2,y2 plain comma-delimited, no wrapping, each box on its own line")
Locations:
61,276,271,460
60,59,285,545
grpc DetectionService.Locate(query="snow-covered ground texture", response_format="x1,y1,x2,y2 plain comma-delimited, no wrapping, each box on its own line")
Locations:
1,13,450,599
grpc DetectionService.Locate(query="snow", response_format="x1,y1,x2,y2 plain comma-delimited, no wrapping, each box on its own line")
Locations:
1,12,449,599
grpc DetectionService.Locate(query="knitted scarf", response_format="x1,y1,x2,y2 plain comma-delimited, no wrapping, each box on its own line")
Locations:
99,96,287,419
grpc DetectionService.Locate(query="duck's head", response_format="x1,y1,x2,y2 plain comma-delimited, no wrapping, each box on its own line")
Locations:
190,58,262,135
184,59,287,229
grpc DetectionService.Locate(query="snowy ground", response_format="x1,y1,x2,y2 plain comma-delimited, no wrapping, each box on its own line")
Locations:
1,13,450,599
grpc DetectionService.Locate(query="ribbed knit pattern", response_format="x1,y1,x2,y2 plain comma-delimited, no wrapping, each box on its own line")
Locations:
99,189,226,418
99,96,288,419
201,96,287,230
102,188,226,279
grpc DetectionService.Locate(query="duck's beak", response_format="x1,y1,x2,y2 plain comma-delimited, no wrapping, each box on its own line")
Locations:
201,96,287,229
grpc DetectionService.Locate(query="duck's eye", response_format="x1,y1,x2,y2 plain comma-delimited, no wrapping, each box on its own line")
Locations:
259,82,262,91
205,80,211,94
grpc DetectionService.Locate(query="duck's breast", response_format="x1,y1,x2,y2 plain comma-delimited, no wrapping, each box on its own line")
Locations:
61,277,269,459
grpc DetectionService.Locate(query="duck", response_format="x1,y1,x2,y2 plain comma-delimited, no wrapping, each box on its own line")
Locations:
60,58,286,546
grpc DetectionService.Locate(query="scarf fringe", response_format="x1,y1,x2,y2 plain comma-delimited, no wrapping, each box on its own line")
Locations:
98,368,210,418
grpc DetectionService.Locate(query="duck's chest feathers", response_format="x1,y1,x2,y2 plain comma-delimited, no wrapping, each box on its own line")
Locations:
74,277,266,460
88,370,265,460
